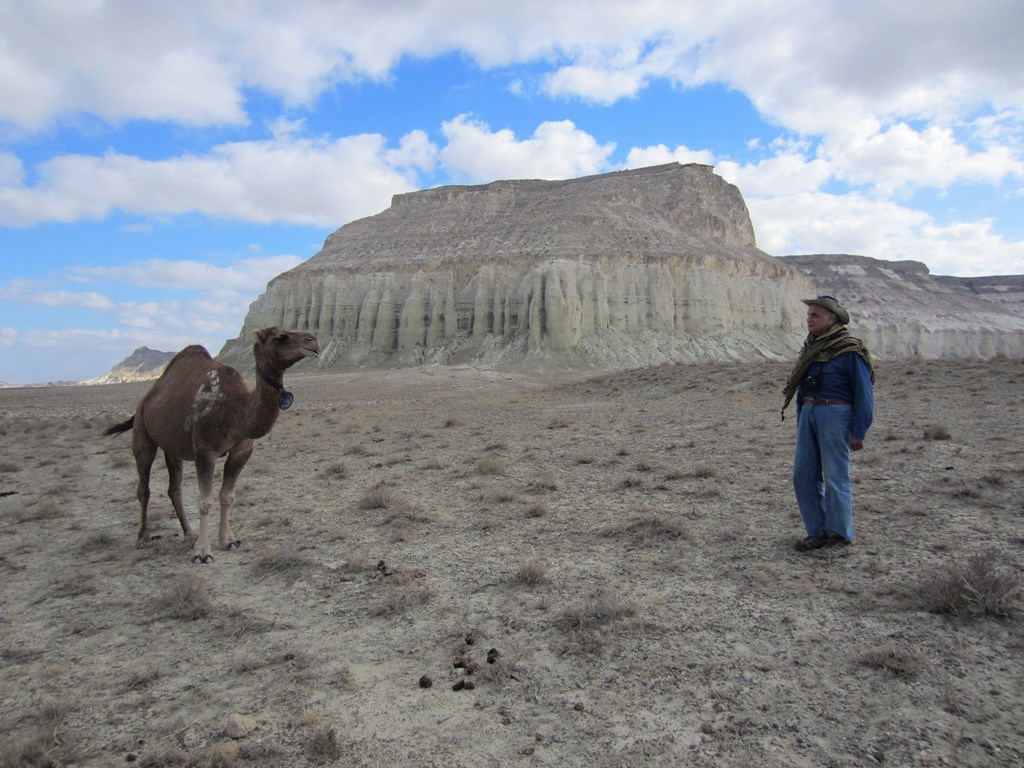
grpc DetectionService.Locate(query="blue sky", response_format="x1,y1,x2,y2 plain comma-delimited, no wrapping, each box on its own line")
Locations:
1,1,1023,384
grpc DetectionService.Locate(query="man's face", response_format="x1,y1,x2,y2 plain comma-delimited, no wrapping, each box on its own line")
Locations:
806,304,836,337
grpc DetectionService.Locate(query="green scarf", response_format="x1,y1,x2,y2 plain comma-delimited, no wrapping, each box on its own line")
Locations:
781,324,875,420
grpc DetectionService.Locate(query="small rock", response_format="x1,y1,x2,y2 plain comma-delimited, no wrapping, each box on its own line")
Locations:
573,702,586,712
419,675,433,688
226,713,257,739
452,679,466,691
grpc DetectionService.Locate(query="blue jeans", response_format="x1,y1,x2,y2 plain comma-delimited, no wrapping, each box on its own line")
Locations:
793,403,855,542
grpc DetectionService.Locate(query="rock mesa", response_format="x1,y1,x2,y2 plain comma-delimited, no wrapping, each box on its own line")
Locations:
220,163,813,369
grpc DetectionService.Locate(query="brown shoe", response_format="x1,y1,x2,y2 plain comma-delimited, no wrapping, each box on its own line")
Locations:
821,533,850,549
793,535,827,552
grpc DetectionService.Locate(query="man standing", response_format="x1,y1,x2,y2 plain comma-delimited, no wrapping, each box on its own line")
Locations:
782,296,875,553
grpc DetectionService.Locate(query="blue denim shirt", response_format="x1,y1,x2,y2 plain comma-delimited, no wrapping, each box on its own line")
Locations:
796,351,875,440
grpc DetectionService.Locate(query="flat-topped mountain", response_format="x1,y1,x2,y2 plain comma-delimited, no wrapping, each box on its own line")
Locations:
218,163,1024,371
220,163,814,370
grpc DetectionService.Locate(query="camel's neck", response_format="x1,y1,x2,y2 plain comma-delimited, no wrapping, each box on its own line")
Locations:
246,366,287,439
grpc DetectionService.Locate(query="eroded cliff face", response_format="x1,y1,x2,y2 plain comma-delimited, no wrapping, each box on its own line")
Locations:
220,163,815,370
783,255,1024,359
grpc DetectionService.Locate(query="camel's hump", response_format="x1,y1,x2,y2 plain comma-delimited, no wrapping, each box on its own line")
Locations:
165,344,214,370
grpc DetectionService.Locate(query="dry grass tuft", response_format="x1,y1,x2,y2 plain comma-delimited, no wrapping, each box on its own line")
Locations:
526,473,557,495
476,457,506,476
923,424,951,440
910,548,1020,619
1,698,70,768
486,485,516,503
556,588,637,655
207,741,240,767
1,727,63,768
523,502,547,518
513,560,548,586
606,513,691,542
164,572,213,620
16,503,67,522
357,485,409,511
324,462,347,479
308,727,343,763
859,645,921,679
371,574,433,616
252,547,314,577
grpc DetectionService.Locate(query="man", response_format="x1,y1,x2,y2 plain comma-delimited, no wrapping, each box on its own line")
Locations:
782,296,875,553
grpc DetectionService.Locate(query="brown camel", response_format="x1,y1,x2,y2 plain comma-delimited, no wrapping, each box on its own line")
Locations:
104,327,319,562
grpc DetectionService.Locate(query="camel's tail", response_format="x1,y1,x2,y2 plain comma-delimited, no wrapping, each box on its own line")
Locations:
103,416,134,436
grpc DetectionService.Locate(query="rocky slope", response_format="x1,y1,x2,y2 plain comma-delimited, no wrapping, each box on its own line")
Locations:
219,163,814,370
782,255,1024,358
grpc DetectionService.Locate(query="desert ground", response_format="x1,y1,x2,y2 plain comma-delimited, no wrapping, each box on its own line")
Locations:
1,357,1022,767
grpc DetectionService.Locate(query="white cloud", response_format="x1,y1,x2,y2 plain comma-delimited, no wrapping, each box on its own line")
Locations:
0,279,115,310
715,154,833,197
749,192,1024,276
625,144,715,170
1,2,1021,229
542,64,648,105
71,255,303,292
825,123,1024,196
0,152,24,185
440,115,615,182
0,132,429,227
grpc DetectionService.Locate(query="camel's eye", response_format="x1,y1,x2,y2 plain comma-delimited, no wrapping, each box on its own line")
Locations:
274,334,289,344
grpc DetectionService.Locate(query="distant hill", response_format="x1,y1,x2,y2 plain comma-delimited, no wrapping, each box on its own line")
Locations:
83,346,175,385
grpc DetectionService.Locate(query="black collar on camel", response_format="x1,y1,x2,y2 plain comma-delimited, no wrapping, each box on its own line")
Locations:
256,366,294,410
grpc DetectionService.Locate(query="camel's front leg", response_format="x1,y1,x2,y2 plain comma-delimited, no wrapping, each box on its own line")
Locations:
218,441,253,551
190,452,217,563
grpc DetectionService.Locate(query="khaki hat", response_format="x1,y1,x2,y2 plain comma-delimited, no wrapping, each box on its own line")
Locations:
802,295,850,325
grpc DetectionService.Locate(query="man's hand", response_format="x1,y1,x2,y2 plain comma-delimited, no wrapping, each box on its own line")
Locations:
850,438,864,451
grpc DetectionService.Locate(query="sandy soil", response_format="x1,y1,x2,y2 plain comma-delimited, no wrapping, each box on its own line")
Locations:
1,358,1022,767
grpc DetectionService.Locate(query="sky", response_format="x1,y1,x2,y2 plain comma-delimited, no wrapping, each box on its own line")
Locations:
1,1,1023,384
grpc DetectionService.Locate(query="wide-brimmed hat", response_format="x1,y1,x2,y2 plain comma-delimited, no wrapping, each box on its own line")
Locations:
802,295,850,325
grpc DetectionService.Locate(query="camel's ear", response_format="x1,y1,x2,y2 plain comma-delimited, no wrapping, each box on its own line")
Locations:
254,327,276,345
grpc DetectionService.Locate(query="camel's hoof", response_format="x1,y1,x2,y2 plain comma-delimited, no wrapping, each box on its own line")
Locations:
226,539,243,551
191,554,214,564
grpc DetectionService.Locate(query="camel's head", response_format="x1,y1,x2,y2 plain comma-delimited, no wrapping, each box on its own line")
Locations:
253,328,320,371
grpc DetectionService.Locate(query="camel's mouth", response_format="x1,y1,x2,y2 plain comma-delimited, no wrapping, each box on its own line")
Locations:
301,347,320,359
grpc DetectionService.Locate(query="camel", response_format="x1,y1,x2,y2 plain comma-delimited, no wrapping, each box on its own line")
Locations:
103,327,319,562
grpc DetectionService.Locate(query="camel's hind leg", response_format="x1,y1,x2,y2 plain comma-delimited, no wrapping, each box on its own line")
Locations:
164,454,196,543
132,443,157,546
217,440,253,551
